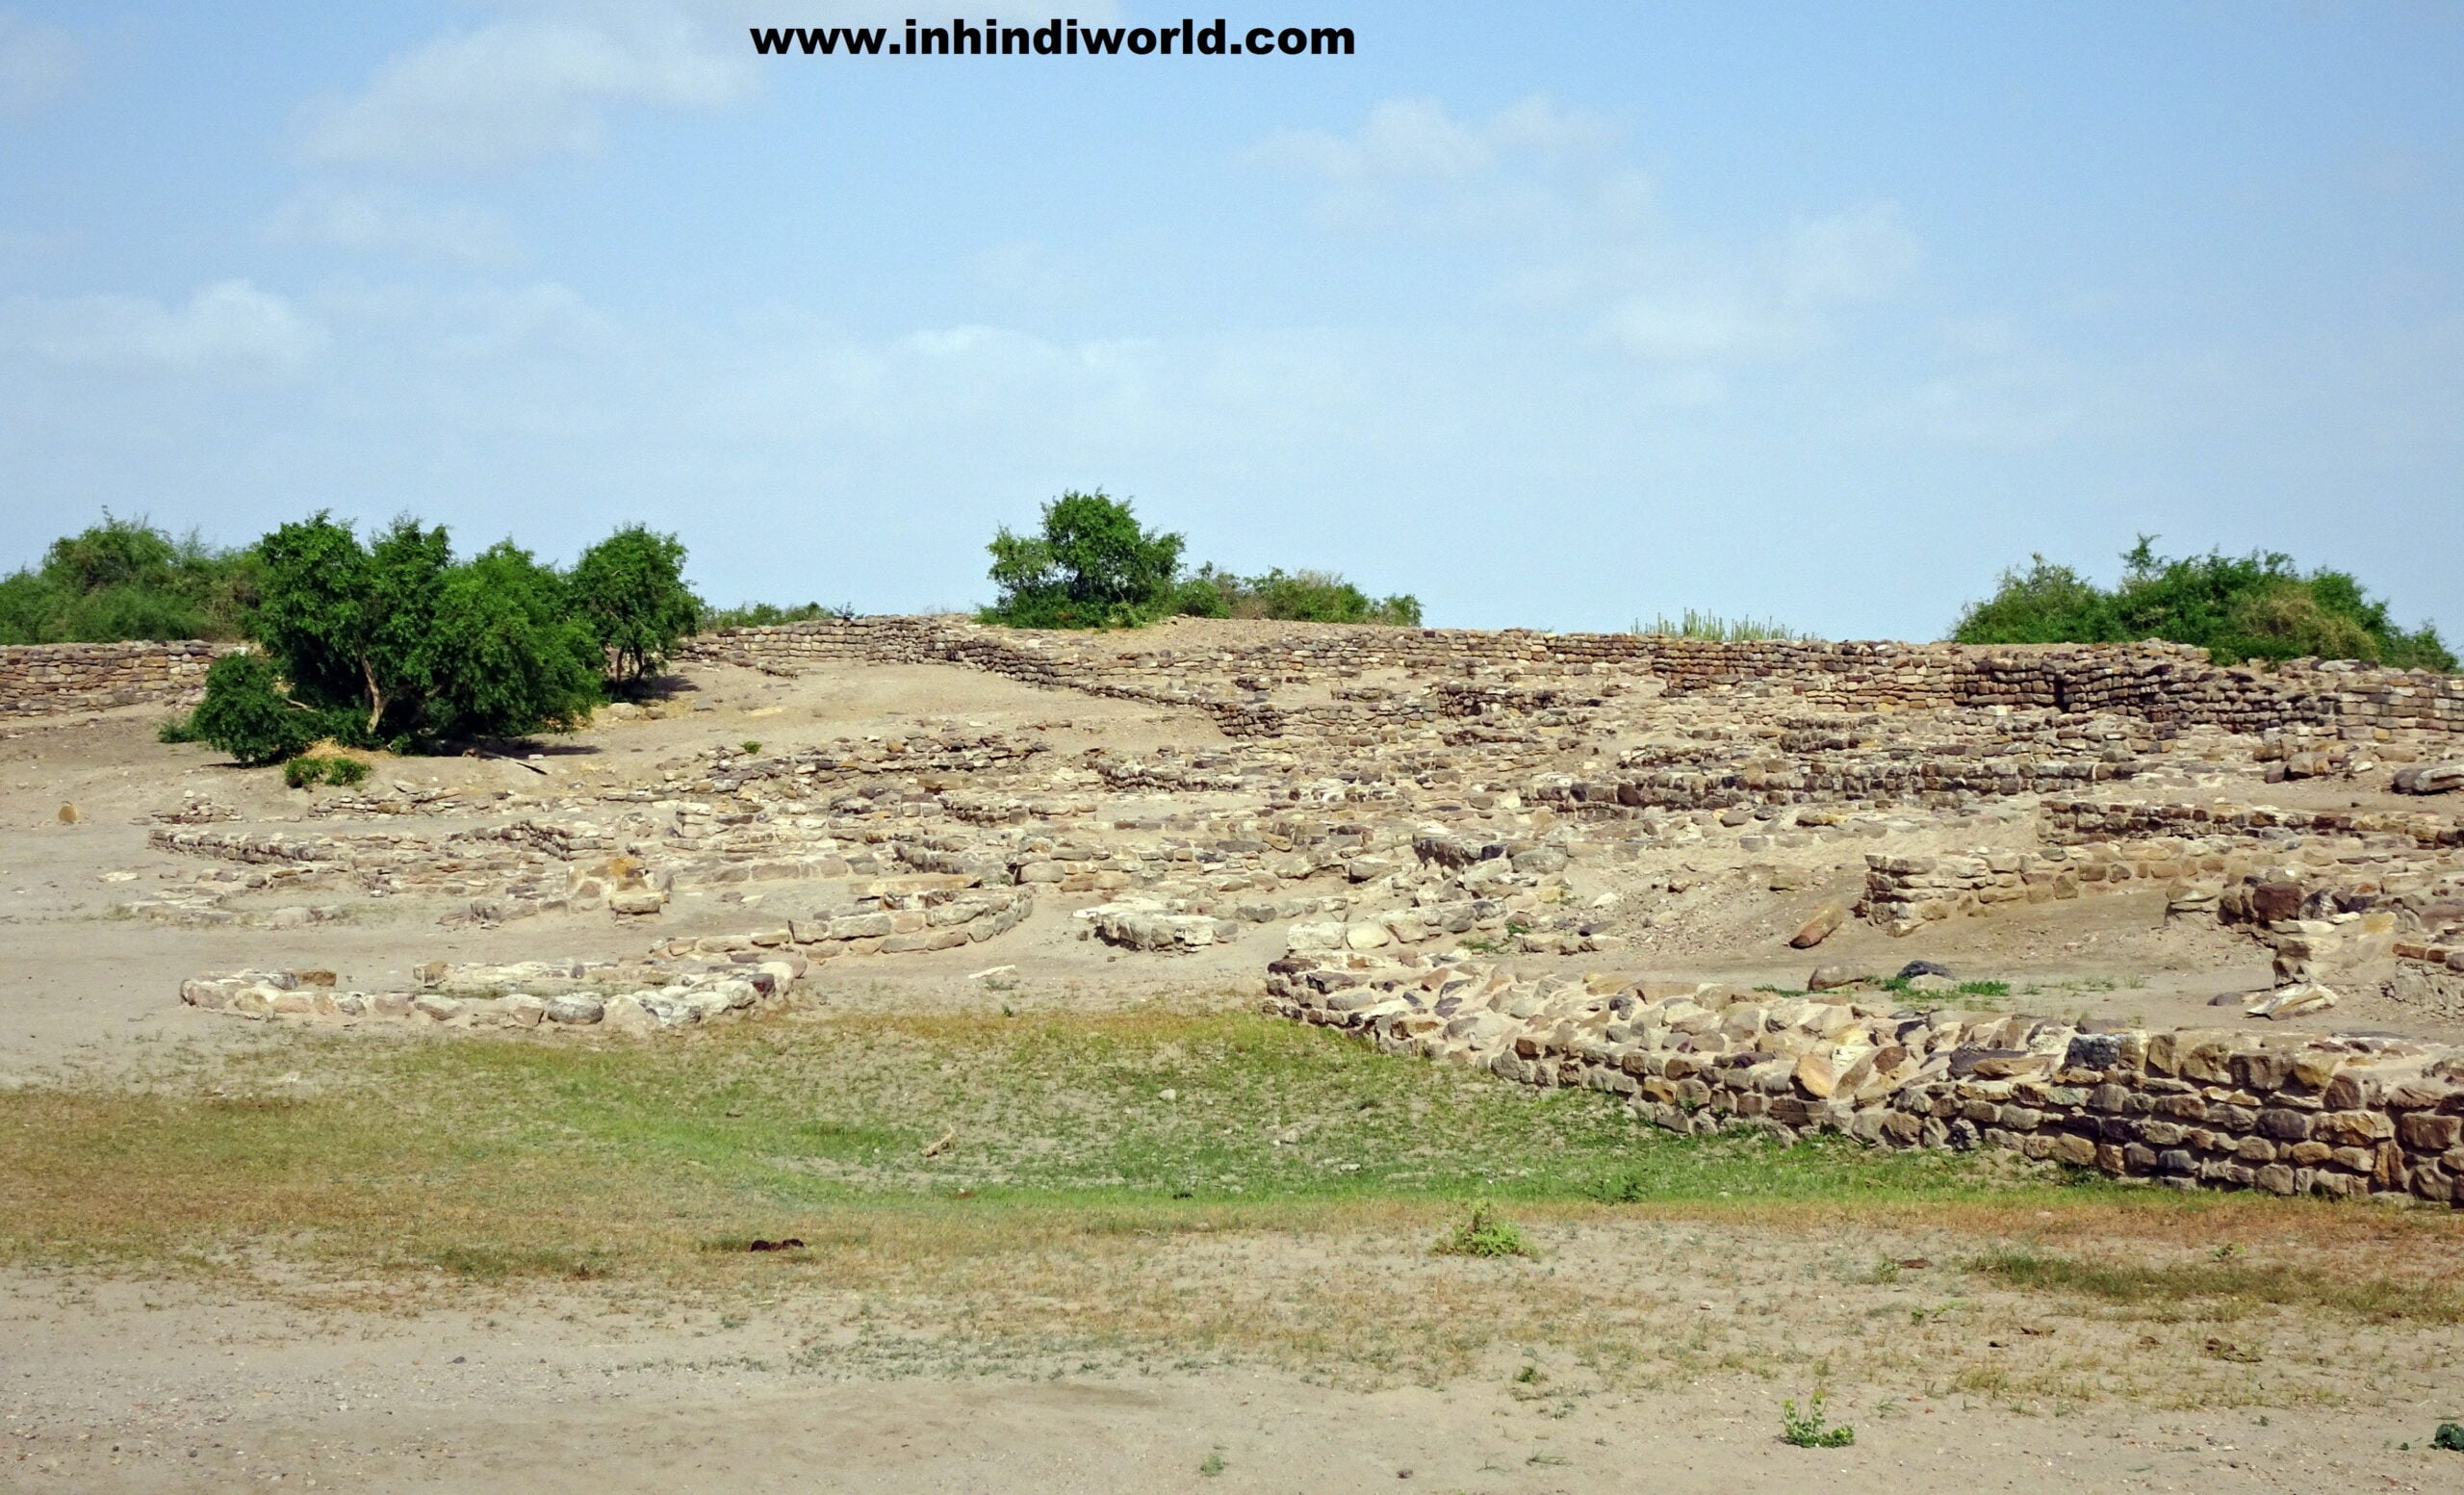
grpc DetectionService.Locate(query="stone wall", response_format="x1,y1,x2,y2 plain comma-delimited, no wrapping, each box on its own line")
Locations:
1267,951,2464,1204
0,640,230,717
679,618,2464,742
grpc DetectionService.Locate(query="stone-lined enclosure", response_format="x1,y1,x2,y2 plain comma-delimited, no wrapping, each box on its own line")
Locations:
38,614,2462,1204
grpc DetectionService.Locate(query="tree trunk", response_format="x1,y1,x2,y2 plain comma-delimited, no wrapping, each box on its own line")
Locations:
361,657,386,737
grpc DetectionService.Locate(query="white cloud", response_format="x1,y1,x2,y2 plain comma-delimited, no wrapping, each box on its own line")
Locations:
299,9,753,169
2,280,325,373
1782,201,1921,304
267,187,520,263
1603,290,1806,364
1262,94,1609,182
0,11,75,114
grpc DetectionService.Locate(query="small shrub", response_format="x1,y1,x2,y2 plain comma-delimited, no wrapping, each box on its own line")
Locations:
189,652,323,765
156,715,199,745
1197,1450,1226,1477
284,756,325,789
739,740,761,755
1780,1392,1855,1448
2431,1421,2464,1452
1432,1203,1533,1259
325,756,370,786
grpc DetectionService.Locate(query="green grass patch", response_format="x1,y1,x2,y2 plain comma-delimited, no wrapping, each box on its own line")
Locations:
1971,1247,2464,1325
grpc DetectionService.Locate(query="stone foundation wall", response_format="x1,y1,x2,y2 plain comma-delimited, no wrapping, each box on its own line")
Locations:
0,640,231,717
2041,797,2464,851
1267,952,2464,1204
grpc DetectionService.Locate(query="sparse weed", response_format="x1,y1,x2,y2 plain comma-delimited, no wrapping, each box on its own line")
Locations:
1432,1203,1534,1259
1780,1391,1855,1448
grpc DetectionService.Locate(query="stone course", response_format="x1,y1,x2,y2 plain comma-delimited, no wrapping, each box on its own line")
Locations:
1267,952,2464,1205
0,640,231,717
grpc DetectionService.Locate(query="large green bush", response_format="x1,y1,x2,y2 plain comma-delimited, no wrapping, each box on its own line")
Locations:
0,515,259,645
1952,538,2451,670
177,514,640,762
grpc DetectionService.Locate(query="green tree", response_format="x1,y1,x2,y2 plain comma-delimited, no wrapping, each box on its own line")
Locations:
178,516,611,760
420,541,604,739
983,490,1186,629
252,513,450,737
569,525,702,685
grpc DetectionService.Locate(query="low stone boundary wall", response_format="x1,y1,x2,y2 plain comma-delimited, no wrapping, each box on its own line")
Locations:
180,954,804,1036
651,885,1032,959
1266,952,2464,1204
0,640,231,717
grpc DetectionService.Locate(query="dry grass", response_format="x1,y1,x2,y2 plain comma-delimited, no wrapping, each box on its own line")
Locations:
7,1008,2464,1404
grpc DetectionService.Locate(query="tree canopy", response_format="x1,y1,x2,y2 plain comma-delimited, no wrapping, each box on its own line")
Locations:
981,490,1422,631
0,514,259,645
568,525,703,684
1951,537,2451,670
177,513,694,763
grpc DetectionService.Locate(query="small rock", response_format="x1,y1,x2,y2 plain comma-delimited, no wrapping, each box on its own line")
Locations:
1806,964,1861,992
1894,960,1954,982
2246,981,2339,1019
56,803,79,824
1789,901,1847,949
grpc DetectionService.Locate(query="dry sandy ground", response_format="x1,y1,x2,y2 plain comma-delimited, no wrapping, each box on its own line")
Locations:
4,1266,2458,1495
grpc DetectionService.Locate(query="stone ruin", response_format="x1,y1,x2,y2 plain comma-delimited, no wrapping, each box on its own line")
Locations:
18,618,2464,1202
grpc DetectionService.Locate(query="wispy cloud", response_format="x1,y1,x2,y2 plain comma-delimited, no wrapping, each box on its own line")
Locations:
2,281,325,373
296,6,756,169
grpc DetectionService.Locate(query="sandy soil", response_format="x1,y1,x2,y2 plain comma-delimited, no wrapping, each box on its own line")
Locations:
4,1258,2457,1495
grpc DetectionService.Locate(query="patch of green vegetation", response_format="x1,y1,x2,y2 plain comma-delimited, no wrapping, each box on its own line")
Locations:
0,513,259,645
162,513,707,763
1971,1247,2464,1325
1174,564,1421,627
0,1009,2108,1282
1952,536,2451,670
281,754,371,789
1631,608,1808,642
1431,1203,1533,1259
1780,1391,1855,1448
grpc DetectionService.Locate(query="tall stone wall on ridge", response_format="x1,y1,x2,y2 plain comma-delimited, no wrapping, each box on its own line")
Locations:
679,617,2464,742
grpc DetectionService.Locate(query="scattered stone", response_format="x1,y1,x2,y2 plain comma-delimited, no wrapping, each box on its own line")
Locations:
1789,901,1847,949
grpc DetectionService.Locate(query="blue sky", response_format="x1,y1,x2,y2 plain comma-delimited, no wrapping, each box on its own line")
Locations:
3,2,2458,638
